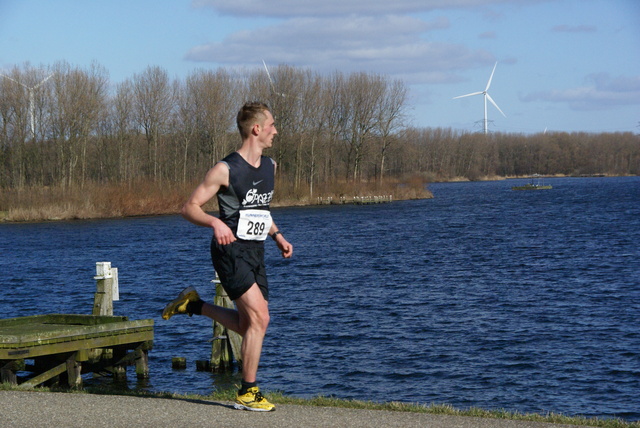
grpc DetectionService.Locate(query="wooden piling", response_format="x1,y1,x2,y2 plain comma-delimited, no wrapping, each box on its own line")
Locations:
93,262,117,316
172,357,187,369
135,344,150,379
210,274,243,372
66,354,82,389
195,360,212,371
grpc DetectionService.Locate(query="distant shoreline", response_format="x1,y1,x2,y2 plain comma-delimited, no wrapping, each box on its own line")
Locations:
1,174,633,224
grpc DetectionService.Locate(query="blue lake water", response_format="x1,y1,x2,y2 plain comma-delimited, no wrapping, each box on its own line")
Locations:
1,176,639,421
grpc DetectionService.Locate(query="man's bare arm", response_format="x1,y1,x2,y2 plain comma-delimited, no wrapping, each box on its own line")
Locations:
181,163,236,245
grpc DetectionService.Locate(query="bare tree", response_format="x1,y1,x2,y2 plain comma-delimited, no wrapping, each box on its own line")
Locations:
297,72,326,197
49,61,108,187
186,68,240,170
260,64,305,179
342,72,385,181
375,78,408,182
133,66,175,181
322,71,348,183
0,67,29,187
109,79,139,183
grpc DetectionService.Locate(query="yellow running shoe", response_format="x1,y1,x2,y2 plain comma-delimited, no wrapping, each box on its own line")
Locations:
234,387,276,412
161,286,200,320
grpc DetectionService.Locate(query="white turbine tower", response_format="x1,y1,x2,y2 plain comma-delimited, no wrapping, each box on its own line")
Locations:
0,72,54,138
453,62,506,134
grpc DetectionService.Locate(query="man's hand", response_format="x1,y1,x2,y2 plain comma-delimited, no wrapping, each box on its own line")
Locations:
275,236,293,258
213,220,237,246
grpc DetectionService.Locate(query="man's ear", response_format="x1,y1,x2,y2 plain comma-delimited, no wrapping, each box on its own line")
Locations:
252,123,261,136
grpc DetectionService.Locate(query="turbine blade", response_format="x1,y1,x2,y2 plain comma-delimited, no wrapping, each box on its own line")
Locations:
486,93,506,117
0,73,25,87
485,62,498,91
453,91,483,99
33,73,54,90
262,59,276,92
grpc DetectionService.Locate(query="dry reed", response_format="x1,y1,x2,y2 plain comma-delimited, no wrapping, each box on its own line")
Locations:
0,177,432,222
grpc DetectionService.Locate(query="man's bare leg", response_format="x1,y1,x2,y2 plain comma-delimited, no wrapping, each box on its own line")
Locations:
234,284,269,383
200,283,269,382
201,302,241,333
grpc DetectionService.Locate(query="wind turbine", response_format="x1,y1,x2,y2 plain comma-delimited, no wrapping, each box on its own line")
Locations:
453,62,506,134
0,72,54,138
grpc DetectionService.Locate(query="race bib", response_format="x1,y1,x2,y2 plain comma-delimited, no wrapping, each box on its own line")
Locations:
236,209,272,241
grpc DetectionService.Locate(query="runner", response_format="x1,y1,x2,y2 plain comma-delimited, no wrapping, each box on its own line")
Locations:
162,101,293,412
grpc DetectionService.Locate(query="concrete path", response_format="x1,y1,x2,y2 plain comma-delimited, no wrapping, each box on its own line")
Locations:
1,390,580,428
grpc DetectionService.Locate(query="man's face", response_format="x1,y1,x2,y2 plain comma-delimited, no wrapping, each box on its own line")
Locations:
257,111,278,148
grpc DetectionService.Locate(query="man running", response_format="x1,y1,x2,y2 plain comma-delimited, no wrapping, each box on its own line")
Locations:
162,102,293,412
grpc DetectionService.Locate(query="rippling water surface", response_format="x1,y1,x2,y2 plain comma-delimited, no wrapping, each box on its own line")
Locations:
1,176,639,421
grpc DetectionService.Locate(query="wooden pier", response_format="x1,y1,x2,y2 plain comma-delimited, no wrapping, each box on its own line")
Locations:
0,262,154,389
0,314,153,388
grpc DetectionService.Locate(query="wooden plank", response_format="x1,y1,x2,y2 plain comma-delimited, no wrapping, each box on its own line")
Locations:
19,361,67,388
0,331,154,360
0,317,153,352
0,314,128,329
0,316,149,345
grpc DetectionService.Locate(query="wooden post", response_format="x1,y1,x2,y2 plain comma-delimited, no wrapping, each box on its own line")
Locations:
92,262,116,366
172,357,187,369
93,262,115,316
135,343,150,379
210,273,243,371
66,354,82,389
111,347,127,381
1,360,24,385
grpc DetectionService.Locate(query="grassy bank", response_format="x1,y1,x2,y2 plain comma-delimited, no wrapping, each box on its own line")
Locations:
208,389,638,428
0,177,432,223
1,383,636,427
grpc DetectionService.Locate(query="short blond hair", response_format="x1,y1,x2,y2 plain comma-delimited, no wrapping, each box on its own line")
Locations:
236,102,270,140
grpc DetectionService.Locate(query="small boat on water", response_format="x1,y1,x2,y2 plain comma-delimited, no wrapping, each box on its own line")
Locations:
512,175,552,190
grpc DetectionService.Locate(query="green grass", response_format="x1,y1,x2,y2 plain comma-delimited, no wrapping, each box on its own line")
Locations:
2,382,637,427
247,392,638,428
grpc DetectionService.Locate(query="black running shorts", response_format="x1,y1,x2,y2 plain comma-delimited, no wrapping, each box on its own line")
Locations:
210,240,269,301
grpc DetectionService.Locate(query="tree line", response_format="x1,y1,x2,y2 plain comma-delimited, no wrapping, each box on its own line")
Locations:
1,61,638,197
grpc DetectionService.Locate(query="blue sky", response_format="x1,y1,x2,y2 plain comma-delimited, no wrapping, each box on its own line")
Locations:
1,0,638,134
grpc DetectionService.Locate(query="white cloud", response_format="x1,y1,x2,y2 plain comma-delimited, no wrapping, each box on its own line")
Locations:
192,0,549,17
185,14,493,83
521,73,640,110
478,31,496,39
184,0,558,83
552,24,597,33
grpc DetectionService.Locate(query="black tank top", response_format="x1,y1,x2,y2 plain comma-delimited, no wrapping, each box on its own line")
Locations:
216,152,275,237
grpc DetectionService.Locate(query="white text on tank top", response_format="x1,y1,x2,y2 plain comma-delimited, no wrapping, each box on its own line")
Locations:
236,173,273,240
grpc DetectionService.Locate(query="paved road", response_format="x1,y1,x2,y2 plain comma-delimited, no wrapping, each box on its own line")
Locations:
1,390,580,428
